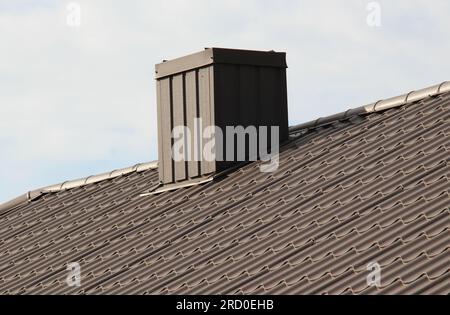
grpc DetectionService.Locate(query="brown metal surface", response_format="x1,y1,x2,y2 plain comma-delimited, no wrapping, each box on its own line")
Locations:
156,48,289,185
155,48,287,79
0,92,449,295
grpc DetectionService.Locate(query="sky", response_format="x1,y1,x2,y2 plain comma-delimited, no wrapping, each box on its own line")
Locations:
1,0,450,203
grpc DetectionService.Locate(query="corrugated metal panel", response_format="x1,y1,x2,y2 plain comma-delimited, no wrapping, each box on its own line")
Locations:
278,68,289,142
185,70,199,179
157,78,173,183
157,64,218,184
172,74,187,182
214,64,241,169
198,67,215,175
156,48,289,185
214,64,289,171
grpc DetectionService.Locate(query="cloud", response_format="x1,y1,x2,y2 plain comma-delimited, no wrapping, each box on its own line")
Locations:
1,0,450,202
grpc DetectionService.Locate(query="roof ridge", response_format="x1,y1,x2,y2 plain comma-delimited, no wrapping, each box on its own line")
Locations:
42,161,158,193
0,161,158,213
290,81,450,133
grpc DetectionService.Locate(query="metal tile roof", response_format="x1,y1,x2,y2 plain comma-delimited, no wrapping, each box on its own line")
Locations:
0,89,449,295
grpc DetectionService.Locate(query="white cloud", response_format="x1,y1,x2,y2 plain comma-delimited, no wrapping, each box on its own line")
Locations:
1,0,450,202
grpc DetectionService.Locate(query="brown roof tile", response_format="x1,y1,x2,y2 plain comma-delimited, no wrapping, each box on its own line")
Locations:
0,91,449,295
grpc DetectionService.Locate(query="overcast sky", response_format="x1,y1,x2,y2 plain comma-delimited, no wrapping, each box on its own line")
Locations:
1,0,450,203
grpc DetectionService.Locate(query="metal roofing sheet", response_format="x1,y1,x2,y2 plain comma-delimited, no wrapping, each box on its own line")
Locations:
0,92,449,295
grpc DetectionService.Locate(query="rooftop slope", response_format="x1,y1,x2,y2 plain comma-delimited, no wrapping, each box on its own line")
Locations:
1,92,449,295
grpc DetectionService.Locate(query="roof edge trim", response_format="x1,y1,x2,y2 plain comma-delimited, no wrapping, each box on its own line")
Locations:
290,81,450,133
0,161,158,213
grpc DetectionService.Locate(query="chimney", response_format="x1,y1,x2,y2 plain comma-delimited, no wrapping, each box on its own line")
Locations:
155,48,289,187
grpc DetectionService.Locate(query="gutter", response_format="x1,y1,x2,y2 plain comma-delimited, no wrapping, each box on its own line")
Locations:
0,161,158,213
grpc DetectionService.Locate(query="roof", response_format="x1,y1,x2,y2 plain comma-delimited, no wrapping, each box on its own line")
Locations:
1,83,449,295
